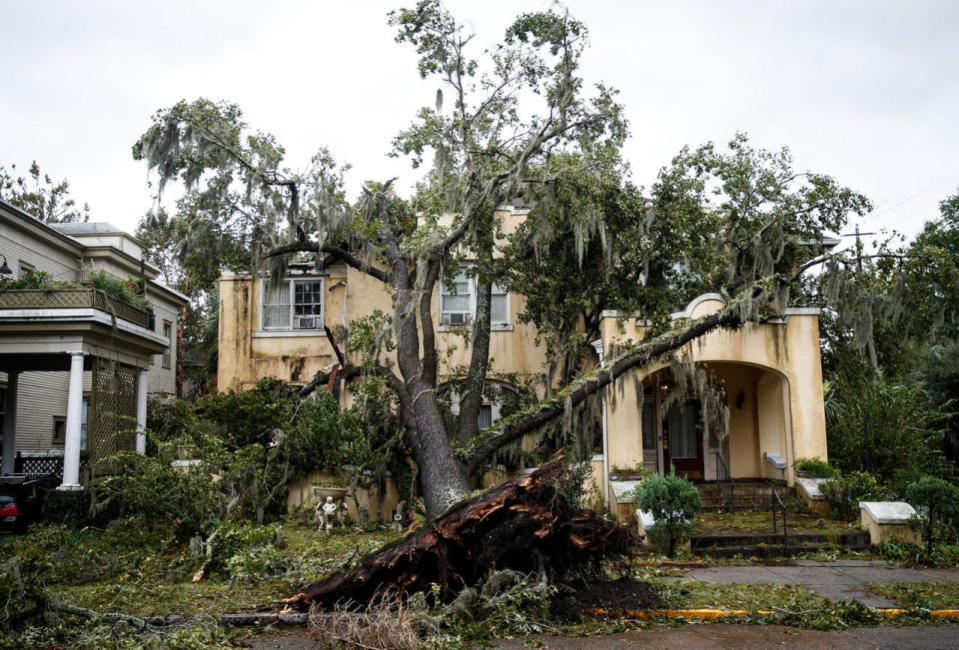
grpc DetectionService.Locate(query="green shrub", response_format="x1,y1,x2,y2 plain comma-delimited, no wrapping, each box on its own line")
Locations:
795,458,839,479
0,270,55,291
545,462,593,509
92,442,223,538
85,270,151,311
633,468,702,557
825,376,953,482
904,475,959,554
819,471,885,521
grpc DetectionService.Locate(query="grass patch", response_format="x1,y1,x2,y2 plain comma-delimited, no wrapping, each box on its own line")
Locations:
866,582,959,609
692,511,856,537
2,518,403,617
651,580,828,610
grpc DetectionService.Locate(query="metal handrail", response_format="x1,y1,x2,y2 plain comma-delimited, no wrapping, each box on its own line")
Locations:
772,490,788,549
715,454,736,513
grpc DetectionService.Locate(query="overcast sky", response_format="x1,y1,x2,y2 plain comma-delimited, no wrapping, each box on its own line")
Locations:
2,0,958,246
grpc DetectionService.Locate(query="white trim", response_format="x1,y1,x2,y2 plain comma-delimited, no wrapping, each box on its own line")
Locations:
259,276,325,332
591,338,610,510
670,292,726,320
438,266,510,329
0,307,169,346
783,307,820,316
252,329,328,339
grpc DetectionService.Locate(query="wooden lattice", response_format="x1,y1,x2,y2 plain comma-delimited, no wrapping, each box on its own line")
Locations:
0,289,150,328
89,358,138,477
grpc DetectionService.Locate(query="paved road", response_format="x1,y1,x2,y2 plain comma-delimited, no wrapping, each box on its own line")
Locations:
490,624,959,648
684,561,959,607
252,624,959,648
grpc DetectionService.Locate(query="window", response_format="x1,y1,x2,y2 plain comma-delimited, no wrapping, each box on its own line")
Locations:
440,272,471,326
52,417,66,445
261,278,325,331
18,261,34,279
478,404,493,430
642,400,657,451
162,321,173,368
440,271,509,327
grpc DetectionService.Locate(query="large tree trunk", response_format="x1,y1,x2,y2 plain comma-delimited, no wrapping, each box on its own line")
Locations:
457,278,492,445
388,246,470,519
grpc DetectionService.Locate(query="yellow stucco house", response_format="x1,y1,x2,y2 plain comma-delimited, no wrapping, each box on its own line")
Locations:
217,205,830,515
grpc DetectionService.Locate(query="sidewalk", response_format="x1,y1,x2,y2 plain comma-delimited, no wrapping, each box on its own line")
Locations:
684,560,959,607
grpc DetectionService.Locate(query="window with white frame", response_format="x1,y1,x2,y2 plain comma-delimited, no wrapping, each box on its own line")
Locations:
440,270,509,327
261,278,324,330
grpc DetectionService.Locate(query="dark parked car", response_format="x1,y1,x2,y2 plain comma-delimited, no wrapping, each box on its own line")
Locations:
0,475,58,534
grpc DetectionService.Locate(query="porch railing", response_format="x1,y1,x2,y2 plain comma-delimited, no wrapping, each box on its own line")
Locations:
0,289,151,329
715,453,736,513
772,489,788,549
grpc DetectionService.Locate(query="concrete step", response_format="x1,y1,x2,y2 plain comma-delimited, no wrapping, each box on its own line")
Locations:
690,531,870,557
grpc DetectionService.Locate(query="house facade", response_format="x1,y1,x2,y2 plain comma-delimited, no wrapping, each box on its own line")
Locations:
0,199,187,489
217,205,830,515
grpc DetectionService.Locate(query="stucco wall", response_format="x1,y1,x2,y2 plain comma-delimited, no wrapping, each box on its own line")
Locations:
218,262,548,396
599,300,828,484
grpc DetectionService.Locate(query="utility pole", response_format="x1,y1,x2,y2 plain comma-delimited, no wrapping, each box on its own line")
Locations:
841,223,877,272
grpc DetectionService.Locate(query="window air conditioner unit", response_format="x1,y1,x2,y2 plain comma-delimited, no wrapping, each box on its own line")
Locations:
444,312,468,326
295,316,318,330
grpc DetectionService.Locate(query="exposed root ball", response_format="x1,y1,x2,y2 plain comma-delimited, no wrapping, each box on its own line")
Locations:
286,462,635,610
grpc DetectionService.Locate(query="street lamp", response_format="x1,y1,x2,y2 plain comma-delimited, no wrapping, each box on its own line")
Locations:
0,256,12,275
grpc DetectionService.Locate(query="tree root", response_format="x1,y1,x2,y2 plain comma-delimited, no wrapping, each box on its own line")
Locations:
285,461,635,610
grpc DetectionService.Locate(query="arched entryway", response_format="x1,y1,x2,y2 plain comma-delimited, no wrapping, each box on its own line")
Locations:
639,362,792,482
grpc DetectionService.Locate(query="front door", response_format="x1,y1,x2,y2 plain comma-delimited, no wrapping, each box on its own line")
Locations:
662,401,704,480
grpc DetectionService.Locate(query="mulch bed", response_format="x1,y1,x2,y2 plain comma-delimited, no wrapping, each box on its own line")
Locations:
551,578,662,619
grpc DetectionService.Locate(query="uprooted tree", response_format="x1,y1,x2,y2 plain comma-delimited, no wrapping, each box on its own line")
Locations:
134,0,881,530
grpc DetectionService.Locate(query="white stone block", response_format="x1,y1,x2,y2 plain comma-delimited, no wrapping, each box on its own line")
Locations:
859,501,917,525
763,452,787,470
610,480,644,503
796,477,828,501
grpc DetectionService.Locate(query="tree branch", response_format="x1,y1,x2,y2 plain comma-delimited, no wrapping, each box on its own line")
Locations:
266,242,391,283
464,284,768,476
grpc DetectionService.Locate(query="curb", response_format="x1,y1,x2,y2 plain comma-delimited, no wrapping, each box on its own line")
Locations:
134,608,959,628
142,613,309,627
587,607,959,620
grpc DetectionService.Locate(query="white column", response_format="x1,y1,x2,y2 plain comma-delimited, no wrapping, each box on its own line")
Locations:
60,351,85,490
590,339,610,509
136,368,148,454
1,371,19,475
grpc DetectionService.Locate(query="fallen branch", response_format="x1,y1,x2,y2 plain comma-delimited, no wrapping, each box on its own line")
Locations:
50,601,148,630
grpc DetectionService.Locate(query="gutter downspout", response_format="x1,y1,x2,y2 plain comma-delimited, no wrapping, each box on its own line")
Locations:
590,339,610,509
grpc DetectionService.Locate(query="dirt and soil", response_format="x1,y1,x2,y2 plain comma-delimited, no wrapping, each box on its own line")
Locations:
551,578,663,619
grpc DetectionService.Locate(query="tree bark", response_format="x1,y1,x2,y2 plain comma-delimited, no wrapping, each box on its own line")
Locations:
457,278,492,445
464,298,757,476
383,229,470,519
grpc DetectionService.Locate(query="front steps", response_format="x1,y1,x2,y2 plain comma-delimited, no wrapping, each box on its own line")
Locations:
697,481,794,512
690,531,871,558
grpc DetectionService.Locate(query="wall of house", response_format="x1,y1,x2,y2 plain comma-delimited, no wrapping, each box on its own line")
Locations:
217,259,548,397
0,211,182,454
599,298,828,485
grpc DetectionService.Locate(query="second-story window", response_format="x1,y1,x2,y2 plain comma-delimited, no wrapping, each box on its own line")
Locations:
262,278,324,331
440,272,471,326
440,270,509,327
162,321,173,368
